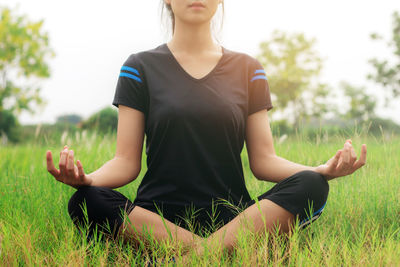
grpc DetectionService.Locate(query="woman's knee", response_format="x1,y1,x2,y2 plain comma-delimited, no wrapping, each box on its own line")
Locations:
67,185,134,240
67,186,99,223
296,170,329,210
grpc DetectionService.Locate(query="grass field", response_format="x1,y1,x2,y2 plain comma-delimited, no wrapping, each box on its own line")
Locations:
1,129,399,266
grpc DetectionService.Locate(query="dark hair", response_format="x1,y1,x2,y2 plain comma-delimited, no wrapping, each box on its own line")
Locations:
160,1,225,41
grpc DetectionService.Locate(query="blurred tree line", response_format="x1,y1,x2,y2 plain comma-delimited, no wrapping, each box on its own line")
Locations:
0,6,53,142
0,6,118,144
1,6,399,145
17,107,118,145
368,11,400,104
255,11,400,138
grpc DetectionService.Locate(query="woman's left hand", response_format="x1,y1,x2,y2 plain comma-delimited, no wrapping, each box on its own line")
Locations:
315,139,367,181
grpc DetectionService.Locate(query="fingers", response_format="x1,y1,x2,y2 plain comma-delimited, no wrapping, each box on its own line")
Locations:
59,147,69,177
335,140,356,173
60,145,68,157
77,160,85,181
324,141,366,180
348,143,357,166
50,145,86,187
328,149,342,172
46,150,60,178
67,150,76,178
353,144,367,170
341,142,351,168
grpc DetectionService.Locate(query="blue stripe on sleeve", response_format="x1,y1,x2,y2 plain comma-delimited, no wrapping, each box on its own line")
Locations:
119,72,142,82
250,75,268,82
254,69,266,74
121,66,140,76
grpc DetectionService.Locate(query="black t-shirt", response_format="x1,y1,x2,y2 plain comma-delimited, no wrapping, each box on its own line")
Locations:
112,43,273,223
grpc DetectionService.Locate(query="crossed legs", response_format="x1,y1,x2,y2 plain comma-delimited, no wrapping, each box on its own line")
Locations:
68,170,328,256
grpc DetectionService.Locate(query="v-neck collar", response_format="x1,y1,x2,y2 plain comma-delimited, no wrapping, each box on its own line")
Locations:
162,43,226,83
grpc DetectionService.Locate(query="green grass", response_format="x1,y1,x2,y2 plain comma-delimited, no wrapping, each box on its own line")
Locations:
1,129,399,266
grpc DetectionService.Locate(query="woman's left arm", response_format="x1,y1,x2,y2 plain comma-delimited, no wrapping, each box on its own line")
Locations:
246,109,367,183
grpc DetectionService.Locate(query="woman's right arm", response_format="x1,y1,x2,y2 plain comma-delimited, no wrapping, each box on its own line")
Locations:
88,104,145,188
46,104,145,189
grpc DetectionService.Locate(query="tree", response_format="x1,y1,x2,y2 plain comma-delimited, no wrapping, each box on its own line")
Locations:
368,10,400,105
308,83,338,121
256,30,332,127
0,6,54,139
81,107,118,134
338,81,376,122
0,109,20,143
56,114,83,125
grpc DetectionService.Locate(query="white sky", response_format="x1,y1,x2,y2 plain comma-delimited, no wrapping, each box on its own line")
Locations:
5,0,400,125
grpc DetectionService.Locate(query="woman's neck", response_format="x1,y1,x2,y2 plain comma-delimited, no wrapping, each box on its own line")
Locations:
167,19,220,55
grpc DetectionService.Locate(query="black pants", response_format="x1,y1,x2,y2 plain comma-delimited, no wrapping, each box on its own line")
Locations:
68,170,329,240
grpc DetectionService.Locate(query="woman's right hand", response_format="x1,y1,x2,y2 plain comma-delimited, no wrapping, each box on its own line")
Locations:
46,145,93,189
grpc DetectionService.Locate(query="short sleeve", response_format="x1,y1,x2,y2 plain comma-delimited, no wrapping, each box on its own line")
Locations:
112,54,149,115
248,58,273,115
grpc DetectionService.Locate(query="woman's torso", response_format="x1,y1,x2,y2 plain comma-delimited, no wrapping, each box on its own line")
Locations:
112,42,272,223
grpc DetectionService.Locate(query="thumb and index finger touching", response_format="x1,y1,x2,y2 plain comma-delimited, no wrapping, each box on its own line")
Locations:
46,145,86,179
327,139,367,171
333,139,367,171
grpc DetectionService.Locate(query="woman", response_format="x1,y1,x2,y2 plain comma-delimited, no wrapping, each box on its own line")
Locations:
46,0,367,257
